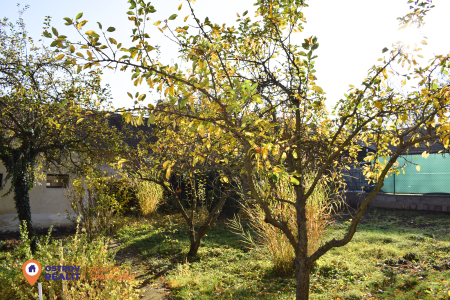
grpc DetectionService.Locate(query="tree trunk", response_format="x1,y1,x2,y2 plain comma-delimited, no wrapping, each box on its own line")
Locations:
187,238,201,257
295,257,311,300
13,168,37,253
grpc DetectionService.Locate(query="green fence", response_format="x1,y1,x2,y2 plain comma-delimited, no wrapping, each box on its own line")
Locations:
380,153,450,194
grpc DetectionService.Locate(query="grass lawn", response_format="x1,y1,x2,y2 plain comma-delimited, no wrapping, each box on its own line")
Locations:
115,207,450,300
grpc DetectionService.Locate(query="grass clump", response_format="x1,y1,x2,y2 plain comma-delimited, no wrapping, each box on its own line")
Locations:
134,179,164,218
229,173,338,276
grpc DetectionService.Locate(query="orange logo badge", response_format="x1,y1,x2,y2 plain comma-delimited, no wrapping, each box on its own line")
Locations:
23,260,42,286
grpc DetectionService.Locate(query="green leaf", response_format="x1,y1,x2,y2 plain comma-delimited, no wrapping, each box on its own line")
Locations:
127,11,134,15
107,27,116,32
290,176,299,185
243,10,248,16
63,17,72,25
52,27,59,37
43,31,52,38
169,14,178,20
131,72,140,80
76,13,83,20
147,114,155,125
127,92,133,99
382,47,389,53
97,22,102,29
50,41,58,47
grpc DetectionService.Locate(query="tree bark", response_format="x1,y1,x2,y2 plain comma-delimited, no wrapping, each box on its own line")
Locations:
187,238,201,257
13,168,37,253
295,257,311,300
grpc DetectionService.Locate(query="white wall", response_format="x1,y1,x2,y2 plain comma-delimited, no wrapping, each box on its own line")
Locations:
0,162,120,215
0,162,74,214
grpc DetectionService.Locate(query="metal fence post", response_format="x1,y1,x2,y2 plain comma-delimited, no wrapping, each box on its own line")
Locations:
394,173,396,195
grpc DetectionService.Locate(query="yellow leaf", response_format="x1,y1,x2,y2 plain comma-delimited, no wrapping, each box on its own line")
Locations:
109,37,117,45
374,101,382,109
421,151,429,159
69,45,75,53
158,27,163,33
148,78,154,88
416,165,421,172
273,167,281,173
76,118,84,124
194,83,200,88
85,30,96,35
178,3,182,10
262,148,268,160
184,15,189,22
163,160,171,169
382,81,387,88
421,40,427,45
117,159,128,166
76,52,84,58
312,86,324,94
348,84,355,88
222,176,229,183
169,85,175,96
166,166,172,180
56,54,65,60
154,20,161,26
164,87,169,97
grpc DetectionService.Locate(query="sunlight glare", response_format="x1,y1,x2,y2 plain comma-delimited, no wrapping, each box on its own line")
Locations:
397,26,423,49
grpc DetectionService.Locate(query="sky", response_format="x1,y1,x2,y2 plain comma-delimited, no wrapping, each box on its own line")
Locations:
2,0,449,111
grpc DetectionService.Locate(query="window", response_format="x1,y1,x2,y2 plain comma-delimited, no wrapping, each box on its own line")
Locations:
46,174,69,188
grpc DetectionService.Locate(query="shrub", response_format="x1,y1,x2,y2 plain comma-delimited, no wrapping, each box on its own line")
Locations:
65,170,126,241
230,173,339,276
0,221,140,300
134,179,164,218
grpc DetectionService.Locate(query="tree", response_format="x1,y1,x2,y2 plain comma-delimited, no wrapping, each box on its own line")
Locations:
0,10,119,252
48,0,450,298
115,106,237,256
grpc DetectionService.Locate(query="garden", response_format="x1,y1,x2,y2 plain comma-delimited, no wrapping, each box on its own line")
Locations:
1,190,450,300
1,0,450,299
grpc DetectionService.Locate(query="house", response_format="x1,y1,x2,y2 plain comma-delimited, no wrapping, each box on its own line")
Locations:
0,114,154,233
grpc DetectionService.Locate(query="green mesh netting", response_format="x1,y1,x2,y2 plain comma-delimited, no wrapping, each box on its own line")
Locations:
380,153,450,194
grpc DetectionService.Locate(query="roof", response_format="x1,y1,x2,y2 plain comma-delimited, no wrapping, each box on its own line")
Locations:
106,114,156,148
387,140,448,155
